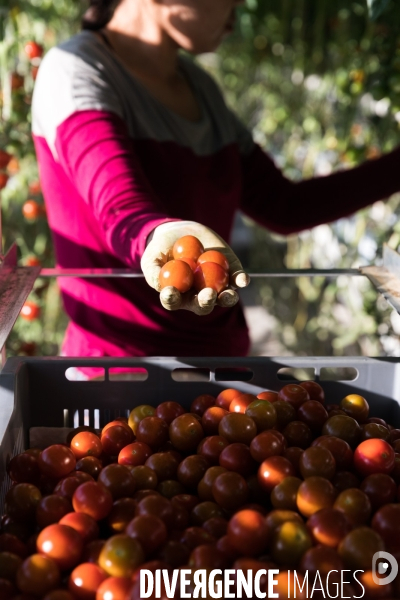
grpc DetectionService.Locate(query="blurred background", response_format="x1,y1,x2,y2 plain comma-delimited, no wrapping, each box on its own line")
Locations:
2,0,400,359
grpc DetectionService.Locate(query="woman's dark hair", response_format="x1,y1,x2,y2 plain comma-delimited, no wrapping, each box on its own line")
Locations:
82,0,119,30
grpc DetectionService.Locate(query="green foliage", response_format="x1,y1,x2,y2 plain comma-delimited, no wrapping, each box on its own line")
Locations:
2,0,400,358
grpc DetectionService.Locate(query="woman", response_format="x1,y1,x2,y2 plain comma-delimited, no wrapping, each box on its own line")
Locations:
32,0,400,370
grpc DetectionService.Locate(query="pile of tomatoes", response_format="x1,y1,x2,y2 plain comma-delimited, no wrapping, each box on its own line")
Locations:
2,382,400,599
159,236,230,294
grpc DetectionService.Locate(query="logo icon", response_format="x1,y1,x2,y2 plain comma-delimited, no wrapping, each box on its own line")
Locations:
372,551,398,585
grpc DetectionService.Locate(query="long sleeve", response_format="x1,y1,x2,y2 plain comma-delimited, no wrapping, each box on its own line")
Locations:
54,109,175,266
240,143,400,234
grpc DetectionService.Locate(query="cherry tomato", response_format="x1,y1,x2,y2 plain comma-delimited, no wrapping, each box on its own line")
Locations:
361,422,389,441
227,509,269,556
101,426,134,456
282,420,313,449
24,41,43,59
190,394,215,416
197,466,227,501
297,400,329,433
219,443,256,477
296,476,337,517
69,563,107,599
72,481,113,520
312,435,353,470
258,456,296,493
7,454,40,485
155,401,185,424
5,484,42,523
322,415,361,448
75,457,103,480
299,446,336,480
197,436,229,464
43,591,76,600
96,576,132,600
333,488,371,526
136,417,169,449
332,470,360,492
201,407,228,435
36,495,72,528
354,439,395,476
250,430,285,462
172,235,204,261
338,527,384,570
97,464,136,499
159,260,194,293
16,554,60,596
245,399,277,431
299,544,344,576
360,473,397,510
339,394,369,423
277,384,310,409
229,393,257,414
98,534,144,578
0,173,9,190
169,414,204,452
0,150,12,169
193,262,229,293
265,509,303,534
202,516,228,538
37,524,83,571
128,405,156,434
307,507,351,548
197,250,229,271
20,301,40,321
118,442,152,467
70,432,102,460
270,476,302,511
271,520,312,567
257,390,279,402
177,455,209,489
59,512,99,544
107,498,138,533
145,452,179,481
299,381,325,403
372,503,400,552
38,445,76,479
126,514,167,556
218,413,257,444
215,389,241,410
273,400,297,429
135,495,175,530
212,471,248,510
22,200,44,221
0,534,28,558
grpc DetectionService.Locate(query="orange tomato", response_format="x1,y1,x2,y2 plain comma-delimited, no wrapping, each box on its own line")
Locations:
172,235,204,261
22,200,43,221
197,250,229,271
20,301,40,321
159,260,193,293
193,262,229,293
70,432,103,460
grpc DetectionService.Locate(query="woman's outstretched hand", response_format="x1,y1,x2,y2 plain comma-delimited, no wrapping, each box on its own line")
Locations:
141,221,250,315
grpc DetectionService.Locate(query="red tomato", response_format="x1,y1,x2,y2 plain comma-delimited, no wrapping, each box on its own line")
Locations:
172,235,204,261
372,503,400,552
258,456,296,493
126,515,167,555
70,432,102,460
159,260,194,293
22,199,44,221
37,524,83,571
36,495,72,528
227,509,269,556
28,180,41,195
118,442,152,467
20,301,40,321
299,381,325,403
193,262,229,293
0,150,12,169
72,482,113,520
0,173,8,190
257,390,279,402
354,439,395,476
278,384,310,409
38,445,76,479
7,453,40,485
11,72,24,91
24,41,43,59
25,256,41,267
96,576,132,600
16,554,60,596
69,563,107,599
215,389,241,410
59,512,99,544
190,394,215,416
197,250,229,271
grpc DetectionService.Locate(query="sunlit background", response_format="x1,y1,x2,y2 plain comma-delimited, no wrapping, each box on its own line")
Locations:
2,0,400,358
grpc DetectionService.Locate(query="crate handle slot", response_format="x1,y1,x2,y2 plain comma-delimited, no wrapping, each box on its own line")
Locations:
320,367,358,381
277,368,316,382
65,367,105,381
108,368,148,381
171,369,210,382
215,368,254,382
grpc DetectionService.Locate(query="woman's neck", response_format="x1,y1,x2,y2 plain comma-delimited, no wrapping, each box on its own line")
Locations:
104,0,180,83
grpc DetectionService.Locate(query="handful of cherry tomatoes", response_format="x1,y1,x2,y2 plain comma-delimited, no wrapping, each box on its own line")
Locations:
159,235,230,294
2,382,400,599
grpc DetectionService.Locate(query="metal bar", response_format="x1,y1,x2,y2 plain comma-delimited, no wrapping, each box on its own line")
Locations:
38,267,362,278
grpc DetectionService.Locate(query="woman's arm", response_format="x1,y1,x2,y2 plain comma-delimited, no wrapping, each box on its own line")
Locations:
240,143,400,234
54,109,175,266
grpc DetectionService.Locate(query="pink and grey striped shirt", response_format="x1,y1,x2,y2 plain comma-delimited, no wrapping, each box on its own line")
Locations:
32,31,400,365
